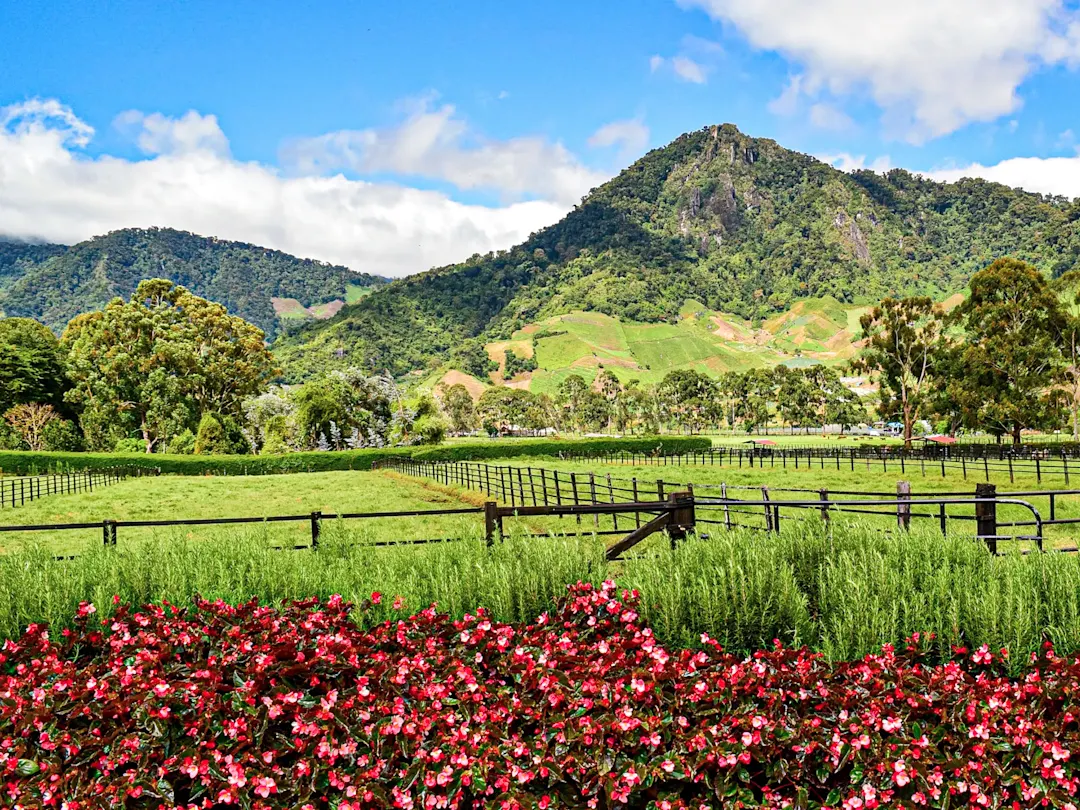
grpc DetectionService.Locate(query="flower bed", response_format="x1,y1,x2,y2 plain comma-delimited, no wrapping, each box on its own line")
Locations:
1,585,1079,809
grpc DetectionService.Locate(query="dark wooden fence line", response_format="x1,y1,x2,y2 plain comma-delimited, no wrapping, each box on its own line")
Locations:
551,446,1080,484
375,457,1075,552
0,466,159,509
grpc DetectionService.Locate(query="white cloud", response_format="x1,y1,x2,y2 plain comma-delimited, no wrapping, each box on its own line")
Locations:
650,35,723,84
0,99,574,278
767,75,803,116
679,0,1080,141
587,118,650,160
928,154,1080,199
808,102,854,132
279,96,606,206
114,109,230,157
819,152,892,173
671,56,708,84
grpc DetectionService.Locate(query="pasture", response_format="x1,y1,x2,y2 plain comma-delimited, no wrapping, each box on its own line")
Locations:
0,470,479,556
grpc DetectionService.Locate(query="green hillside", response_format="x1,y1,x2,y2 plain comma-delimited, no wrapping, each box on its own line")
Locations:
0,228,388,338
274,122,1080,381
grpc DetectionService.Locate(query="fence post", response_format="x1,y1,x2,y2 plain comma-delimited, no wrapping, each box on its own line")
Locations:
310,511,322,549
1064,452,1070,486
761,486,772,533
589,473,599,528
102,519,117,547
1035,456,1042,484
721,482,732,530
975,483,998,554
666,491,696,550
896,481,911,530
484,502,501,546
819,488,830,523
1008,455,1014,484
632,478,641,528
607,473,618,531
571,473,581,525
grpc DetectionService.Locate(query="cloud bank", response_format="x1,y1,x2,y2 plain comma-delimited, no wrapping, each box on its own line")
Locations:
0,99,604,277
682,0,1080,141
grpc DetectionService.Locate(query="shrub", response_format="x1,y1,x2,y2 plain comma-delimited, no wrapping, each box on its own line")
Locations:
411,435,710,462
40,418,83,452
112,437,145,453
194,413,230,455
165,427,196,455
3,584,1080,809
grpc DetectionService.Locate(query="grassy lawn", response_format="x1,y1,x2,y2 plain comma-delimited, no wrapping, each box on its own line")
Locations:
0,470,480,556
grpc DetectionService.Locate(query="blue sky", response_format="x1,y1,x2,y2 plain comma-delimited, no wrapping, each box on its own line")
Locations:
2,0,1080,276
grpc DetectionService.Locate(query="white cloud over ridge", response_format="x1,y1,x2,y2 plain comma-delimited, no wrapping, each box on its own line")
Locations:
929,154,1080,199
587,118,650,160
280,96,606,207
681,0,1080,141
0,99,582,278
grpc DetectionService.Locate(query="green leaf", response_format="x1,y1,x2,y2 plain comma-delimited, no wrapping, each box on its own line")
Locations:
16,759,39,776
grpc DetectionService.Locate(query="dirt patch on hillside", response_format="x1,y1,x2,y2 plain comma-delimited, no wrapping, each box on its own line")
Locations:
942,293,965,311
436,370,487,400
824,329,855,351
308,300,345,319
504,373,533,390
710,317,739,340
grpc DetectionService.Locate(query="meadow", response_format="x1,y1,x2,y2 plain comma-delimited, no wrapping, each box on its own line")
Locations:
0,470,481,555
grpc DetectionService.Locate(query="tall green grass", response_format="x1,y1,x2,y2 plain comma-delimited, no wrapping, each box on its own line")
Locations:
621,521,1080,664
6,519,1080,667
0,522,606,639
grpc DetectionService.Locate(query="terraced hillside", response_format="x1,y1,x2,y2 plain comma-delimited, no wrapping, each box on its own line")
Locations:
430,295,874,397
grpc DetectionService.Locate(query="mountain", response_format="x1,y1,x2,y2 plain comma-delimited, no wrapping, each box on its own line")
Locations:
273,123,1080,383
0,241,67,293
0,228,388,338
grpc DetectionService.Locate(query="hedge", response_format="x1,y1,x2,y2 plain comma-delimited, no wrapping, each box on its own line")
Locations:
409,435,710,462
0,436,711,477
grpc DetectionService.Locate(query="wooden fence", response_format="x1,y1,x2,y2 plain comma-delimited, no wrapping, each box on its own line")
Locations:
0,466,159,509
555,446,1080,484
375,457,1066,552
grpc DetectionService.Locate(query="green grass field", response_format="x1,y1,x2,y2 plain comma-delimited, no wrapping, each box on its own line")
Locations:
0,471,480,556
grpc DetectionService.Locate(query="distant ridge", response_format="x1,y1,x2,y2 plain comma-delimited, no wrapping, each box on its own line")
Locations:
0,227,388,337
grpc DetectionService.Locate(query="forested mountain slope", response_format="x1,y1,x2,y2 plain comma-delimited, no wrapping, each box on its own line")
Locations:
274,123,1080,381
0,228,387,337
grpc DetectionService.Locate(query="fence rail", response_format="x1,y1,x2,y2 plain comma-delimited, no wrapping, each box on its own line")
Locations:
0,466,159,509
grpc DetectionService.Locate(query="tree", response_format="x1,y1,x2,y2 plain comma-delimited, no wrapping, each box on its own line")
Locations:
1053,271,1080,440
656,370,719,434
556,375,591,432
62,279,277,453
477,388,538,432
3,402,60,451
854,297,945,449
241,388,297,453
946,258,1068,443
0,318,68,414
437,384,477,435
293,368,396,449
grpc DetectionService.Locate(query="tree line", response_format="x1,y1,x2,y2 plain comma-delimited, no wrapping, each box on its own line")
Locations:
435,363,864,438
0,279,446,454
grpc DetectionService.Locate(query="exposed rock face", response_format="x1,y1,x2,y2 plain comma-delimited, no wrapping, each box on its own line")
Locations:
848,220,871,261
